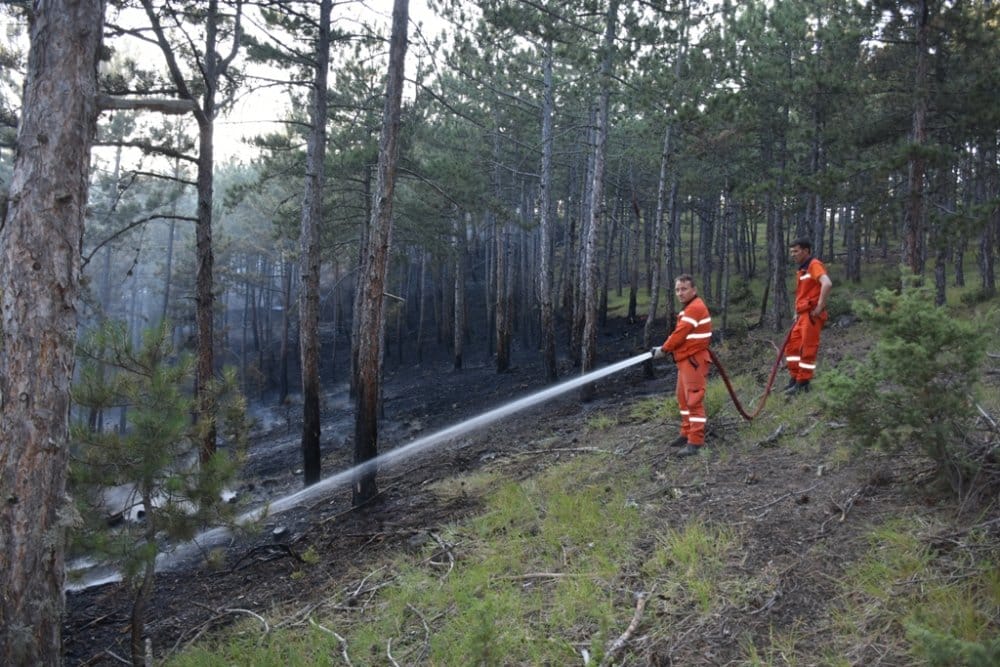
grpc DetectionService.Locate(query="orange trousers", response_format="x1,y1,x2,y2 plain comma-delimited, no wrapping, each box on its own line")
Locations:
676,349,711,446
784,311,828,381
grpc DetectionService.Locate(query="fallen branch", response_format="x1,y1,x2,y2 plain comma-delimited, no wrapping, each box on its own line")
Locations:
496,572,584,580
350,566,386,600
179,603,270,653
406,603,432,663
230,543,303,571
309,617,351,666
749,589,783,615
975,401,998,432
836,486,866,522
757,424,785,448
193,602,269,633
600,591,649,666
428,532,455,577
104,650,130,665
387,638,400,667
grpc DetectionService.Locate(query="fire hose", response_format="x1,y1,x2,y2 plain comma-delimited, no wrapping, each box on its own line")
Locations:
708,324,795,421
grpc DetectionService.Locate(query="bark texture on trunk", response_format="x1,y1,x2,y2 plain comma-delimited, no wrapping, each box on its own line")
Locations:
353,0,409,506
0,2,105,663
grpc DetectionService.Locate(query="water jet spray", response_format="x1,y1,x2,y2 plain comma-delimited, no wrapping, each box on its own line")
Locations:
68,351,653,591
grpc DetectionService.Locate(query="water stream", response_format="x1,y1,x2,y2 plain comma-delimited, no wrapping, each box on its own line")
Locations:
68,351,653,591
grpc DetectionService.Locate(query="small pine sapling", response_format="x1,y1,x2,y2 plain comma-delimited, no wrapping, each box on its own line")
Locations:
822,277,987,493
69,321,249,664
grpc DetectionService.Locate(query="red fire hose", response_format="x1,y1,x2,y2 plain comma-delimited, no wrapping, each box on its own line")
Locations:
709,324,795,421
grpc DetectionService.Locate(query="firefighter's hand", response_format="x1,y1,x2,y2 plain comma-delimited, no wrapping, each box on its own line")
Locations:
651,347,667,359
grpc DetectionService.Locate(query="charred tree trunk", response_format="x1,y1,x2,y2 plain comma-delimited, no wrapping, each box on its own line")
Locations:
353,0,408,507
278,257,293,404
453,214,467,370
298,0,332,486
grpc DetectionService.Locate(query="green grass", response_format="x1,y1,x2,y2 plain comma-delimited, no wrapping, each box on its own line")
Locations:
825,517,1000,666
165,450,751,666
585,412,617,430
629,395,676,422
162,277,1000,666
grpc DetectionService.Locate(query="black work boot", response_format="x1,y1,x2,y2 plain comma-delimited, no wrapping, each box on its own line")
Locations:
676,444,701,457
783,377,799,394
667,434,688,448
785,380,811,397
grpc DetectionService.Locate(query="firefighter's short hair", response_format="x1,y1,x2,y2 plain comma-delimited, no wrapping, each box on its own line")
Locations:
675,273,696,287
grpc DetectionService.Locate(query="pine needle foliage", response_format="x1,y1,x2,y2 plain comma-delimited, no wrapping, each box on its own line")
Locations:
821,278,988,492
69,321,249,661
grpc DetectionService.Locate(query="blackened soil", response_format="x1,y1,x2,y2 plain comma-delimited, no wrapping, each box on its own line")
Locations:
62,318,977,665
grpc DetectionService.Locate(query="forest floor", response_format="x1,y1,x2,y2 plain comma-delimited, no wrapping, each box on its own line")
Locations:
62,315,1000,666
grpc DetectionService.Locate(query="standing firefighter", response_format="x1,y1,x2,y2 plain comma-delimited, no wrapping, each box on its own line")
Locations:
652,275,713,457
784,239,833,395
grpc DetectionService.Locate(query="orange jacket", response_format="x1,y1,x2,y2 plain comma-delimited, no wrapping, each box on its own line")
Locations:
661,296,712,362
795,257,828,314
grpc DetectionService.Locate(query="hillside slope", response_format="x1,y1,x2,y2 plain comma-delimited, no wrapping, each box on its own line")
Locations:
63,315,1000,665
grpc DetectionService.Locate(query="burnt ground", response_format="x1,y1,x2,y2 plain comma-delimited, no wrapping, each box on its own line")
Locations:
62,317,990,665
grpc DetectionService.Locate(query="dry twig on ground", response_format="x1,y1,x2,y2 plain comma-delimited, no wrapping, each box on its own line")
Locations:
600,591,650,666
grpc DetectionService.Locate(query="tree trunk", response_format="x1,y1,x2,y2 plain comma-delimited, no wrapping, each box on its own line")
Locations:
130,493,157,666
142,0,246,462
353,0,409,507
980,145,997,296
350,168,371,399
453,214,466,370
417,251,428,364
642,123,675,378
0,2,104,663
627,190,640,323
278,257,293,404
299,0,331,487
194,83,218,463
581,2,618,400
538,45,556,381
902,0,929,276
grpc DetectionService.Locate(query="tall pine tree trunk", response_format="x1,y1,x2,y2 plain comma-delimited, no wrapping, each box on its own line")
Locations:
537,45,557,378
903,0,930,276
299,0,332,486
643,123,674,378
0,2,105,662
353,0,409,506
453,213,466,370
580,0,617,400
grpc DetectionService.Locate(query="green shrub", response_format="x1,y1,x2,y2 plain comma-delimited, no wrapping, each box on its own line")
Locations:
70,321,249,664
906,621,1000,666
821,278,987,488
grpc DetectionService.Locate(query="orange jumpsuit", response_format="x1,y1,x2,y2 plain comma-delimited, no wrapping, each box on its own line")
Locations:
785,257,829,382
660,297,712,446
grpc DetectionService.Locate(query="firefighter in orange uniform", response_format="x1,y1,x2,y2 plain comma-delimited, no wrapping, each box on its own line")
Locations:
652,274,713,457
784,238,833,395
